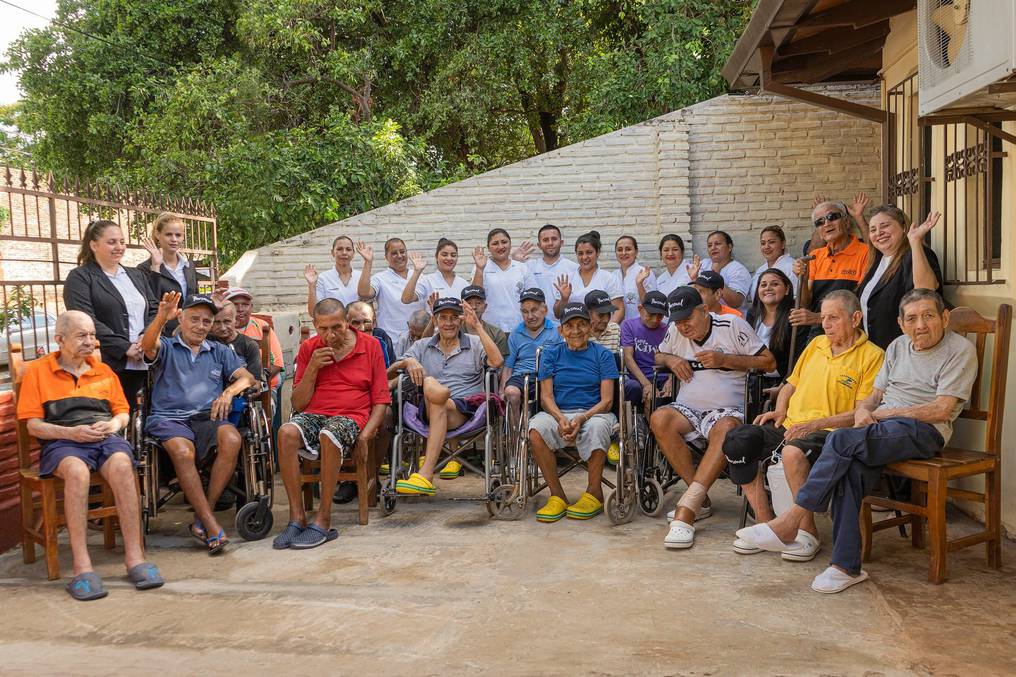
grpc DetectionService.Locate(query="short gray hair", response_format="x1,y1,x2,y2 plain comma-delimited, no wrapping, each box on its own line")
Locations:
821,289,861,316
899,288,945,319
55,310,94,337
409,309,430,327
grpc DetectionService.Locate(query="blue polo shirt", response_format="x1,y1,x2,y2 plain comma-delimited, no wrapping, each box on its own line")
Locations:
505,319,562,374
537,341,618,411
148,335,245,419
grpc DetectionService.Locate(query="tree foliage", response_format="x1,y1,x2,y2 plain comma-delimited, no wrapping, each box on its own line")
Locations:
3,0,750,263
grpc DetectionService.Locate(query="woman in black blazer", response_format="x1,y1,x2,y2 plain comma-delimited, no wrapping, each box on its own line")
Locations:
137,212,198,335
64,220,157,406
856,205,943,350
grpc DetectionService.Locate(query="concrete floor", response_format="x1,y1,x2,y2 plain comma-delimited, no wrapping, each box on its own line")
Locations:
2,474,1015,676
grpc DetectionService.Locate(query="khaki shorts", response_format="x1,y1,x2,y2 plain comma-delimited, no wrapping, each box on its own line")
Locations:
528,410,616,461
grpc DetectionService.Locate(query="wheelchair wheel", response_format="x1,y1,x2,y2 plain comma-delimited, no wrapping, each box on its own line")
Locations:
380,478,397,516
486,483,525,521
235,500,274,541
606,491,635,525
638,477,665,517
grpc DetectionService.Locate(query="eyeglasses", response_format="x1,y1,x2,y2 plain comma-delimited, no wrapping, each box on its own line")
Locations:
813,212,843,227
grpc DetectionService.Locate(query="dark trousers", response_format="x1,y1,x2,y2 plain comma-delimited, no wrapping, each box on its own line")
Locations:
117,369,148,413
795,418,944,575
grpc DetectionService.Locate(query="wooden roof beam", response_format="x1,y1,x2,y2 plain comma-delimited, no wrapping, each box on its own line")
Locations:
799,0,915,30
775,35,888,84
780,20,890,57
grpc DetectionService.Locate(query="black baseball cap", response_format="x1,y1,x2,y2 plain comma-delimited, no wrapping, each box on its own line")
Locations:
461,285,485,301
667,287,702,322
694,270,725,290
584,290,615,314
182,294,218,313
641,290,669,316
433,297,464,315
560,302,590,324
520,288,546,303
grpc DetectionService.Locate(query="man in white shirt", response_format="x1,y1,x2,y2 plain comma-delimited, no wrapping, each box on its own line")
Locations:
650,287,775,550
525,224,578,326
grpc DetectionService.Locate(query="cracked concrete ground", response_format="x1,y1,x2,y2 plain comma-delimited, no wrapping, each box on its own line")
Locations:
2,473,1015,676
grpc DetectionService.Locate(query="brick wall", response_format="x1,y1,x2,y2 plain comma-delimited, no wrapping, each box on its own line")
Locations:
225,83,881,310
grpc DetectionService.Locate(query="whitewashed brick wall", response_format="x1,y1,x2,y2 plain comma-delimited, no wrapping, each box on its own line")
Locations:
225,83,881,310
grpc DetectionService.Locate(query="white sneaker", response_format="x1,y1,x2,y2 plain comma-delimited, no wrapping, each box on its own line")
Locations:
781,530,821,562
666,504,712,522
664,520,695,549
811,566,869,594
732,537,763,555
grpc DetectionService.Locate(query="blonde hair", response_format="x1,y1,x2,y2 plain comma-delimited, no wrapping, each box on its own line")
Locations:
150,212,186,247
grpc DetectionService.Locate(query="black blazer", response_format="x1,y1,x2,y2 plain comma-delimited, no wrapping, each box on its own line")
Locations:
63,262,158,373
137,256,198,334
857,244,943,350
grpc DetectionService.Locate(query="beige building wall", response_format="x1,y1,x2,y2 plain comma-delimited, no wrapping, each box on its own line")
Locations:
224,85,881,309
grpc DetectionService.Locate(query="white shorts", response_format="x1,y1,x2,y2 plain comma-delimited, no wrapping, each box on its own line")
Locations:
528,410,617,461
667,403,743,443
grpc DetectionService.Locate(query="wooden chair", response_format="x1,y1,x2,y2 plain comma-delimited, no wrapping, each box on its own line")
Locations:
861,305,1012,584
299,436,377,526
11,344,120,580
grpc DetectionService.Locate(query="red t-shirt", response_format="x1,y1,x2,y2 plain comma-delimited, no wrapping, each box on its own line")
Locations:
294,331,391,427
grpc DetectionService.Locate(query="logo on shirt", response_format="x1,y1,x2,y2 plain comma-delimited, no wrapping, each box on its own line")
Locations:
736,330,750,346
837,375,857,389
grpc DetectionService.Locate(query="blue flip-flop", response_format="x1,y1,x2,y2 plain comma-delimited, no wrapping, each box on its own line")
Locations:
290,523,338,550
127,562,165,590
272,521,306,550
66,572,108,601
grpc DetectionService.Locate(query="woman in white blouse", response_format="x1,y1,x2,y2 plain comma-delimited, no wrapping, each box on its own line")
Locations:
552,230,624,324
402,238,468,308
687,230,752,316
303,235,362,315
612,235,657,321
471,228,534,332
356,237,425,335
748,225,798,306
654,234,692,297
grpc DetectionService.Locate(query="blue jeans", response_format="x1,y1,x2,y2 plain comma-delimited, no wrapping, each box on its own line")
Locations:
795,418,944,575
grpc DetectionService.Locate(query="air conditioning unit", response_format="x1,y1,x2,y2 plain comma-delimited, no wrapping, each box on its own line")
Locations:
918,0,1016,115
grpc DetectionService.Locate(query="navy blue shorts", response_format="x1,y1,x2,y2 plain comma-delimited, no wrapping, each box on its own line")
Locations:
40,436,134,477
419,397,481,424
145,415,233,462
504,373,537,398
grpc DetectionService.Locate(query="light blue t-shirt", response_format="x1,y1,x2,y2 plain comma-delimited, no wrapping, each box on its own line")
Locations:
506,319,562,374
538,341,619,411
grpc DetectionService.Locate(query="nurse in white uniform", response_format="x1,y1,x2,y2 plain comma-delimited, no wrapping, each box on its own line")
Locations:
356,237,426,336
612,235,657,321
747,225,798,306
303,235,362,316
471,228,534,332
655,233,693,297
552,230,624,324
401,238,468,309
703,230,752,316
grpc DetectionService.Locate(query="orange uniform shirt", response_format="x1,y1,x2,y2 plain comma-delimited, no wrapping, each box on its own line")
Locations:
16,352,129,425
241,317,284,389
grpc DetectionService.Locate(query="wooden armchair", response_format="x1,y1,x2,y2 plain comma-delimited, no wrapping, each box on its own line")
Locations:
861,305,1012,583
300,436,377,526
11,344,120,580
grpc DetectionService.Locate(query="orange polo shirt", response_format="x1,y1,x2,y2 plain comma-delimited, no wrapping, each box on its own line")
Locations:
16,352,129,425
807,236,870,311
241,317,284,388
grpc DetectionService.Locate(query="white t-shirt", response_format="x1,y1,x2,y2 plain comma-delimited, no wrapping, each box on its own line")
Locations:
656,265,693,298
553,267,623,307
472,260,534,332
105,266,148,371
752,318,780,378
658,313,766,410
316,267,362,307
714,259,752,315
413,270,468,304
748,254,798,307
371,267,425,335
859,255,893,334
612,263,658,321
526,255,578,325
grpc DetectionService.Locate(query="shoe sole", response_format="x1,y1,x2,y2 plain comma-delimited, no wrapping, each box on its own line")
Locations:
536,513,565,523
439,469,464,480
395,483,435,495
566,508,603,520
811,571,869,593
664,540,693,549
782,549,820,562
732,545,764,555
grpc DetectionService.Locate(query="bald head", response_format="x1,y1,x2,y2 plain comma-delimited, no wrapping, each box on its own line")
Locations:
347,301,376,333
54,310,97,363
55,310,95,337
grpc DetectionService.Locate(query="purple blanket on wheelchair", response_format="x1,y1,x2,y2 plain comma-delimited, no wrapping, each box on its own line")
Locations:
403,392,502,438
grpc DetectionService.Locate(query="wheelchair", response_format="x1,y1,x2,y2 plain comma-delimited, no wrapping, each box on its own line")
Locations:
634,366,779,519
378,367,519,518
514,348,637,525
129,375,276,541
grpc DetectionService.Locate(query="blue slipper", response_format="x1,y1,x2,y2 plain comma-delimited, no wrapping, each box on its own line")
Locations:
127,562,165,590
272,521,306,550
66,572,108,601
290,523,338,550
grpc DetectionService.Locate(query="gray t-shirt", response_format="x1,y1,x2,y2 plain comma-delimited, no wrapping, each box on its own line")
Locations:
404,331,486,398
874,330,978,444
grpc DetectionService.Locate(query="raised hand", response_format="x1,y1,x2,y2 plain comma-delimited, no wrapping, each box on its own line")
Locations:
472,245,488,270
848,192,871,224
553,274,571,301
511,241,535,262
427,291,440,310
140,236,163,268
409,251,428,272
685,255,702,281
812,194,831,209
636,266,651,286
909,210,941,242
355,241,374,263
156,291,181,323
462,302,481,331
303,264,318,286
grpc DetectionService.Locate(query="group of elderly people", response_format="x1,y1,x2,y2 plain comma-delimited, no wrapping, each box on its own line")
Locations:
16,197,978,600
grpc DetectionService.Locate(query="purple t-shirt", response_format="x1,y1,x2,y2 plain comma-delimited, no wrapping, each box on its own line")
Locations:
620,318,669,380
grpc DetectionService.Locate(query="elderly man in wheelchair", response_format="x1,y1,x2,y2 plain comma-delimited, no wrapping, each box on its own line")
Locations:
527,302,620,523
140,291,256,555
272,299,390,549
389,296,505,497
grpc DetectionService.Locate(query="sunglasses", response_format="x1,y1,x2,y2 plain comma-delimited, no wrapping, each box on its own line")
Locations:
813,211,843,227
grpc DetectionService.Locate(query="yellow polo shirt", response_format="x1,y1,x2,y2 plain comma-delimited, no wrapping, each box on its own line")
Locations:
784,333,884,428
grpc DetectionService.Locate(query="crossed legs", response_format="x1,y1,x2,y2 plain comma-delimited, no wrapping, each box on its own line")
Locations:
418,377,467,481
